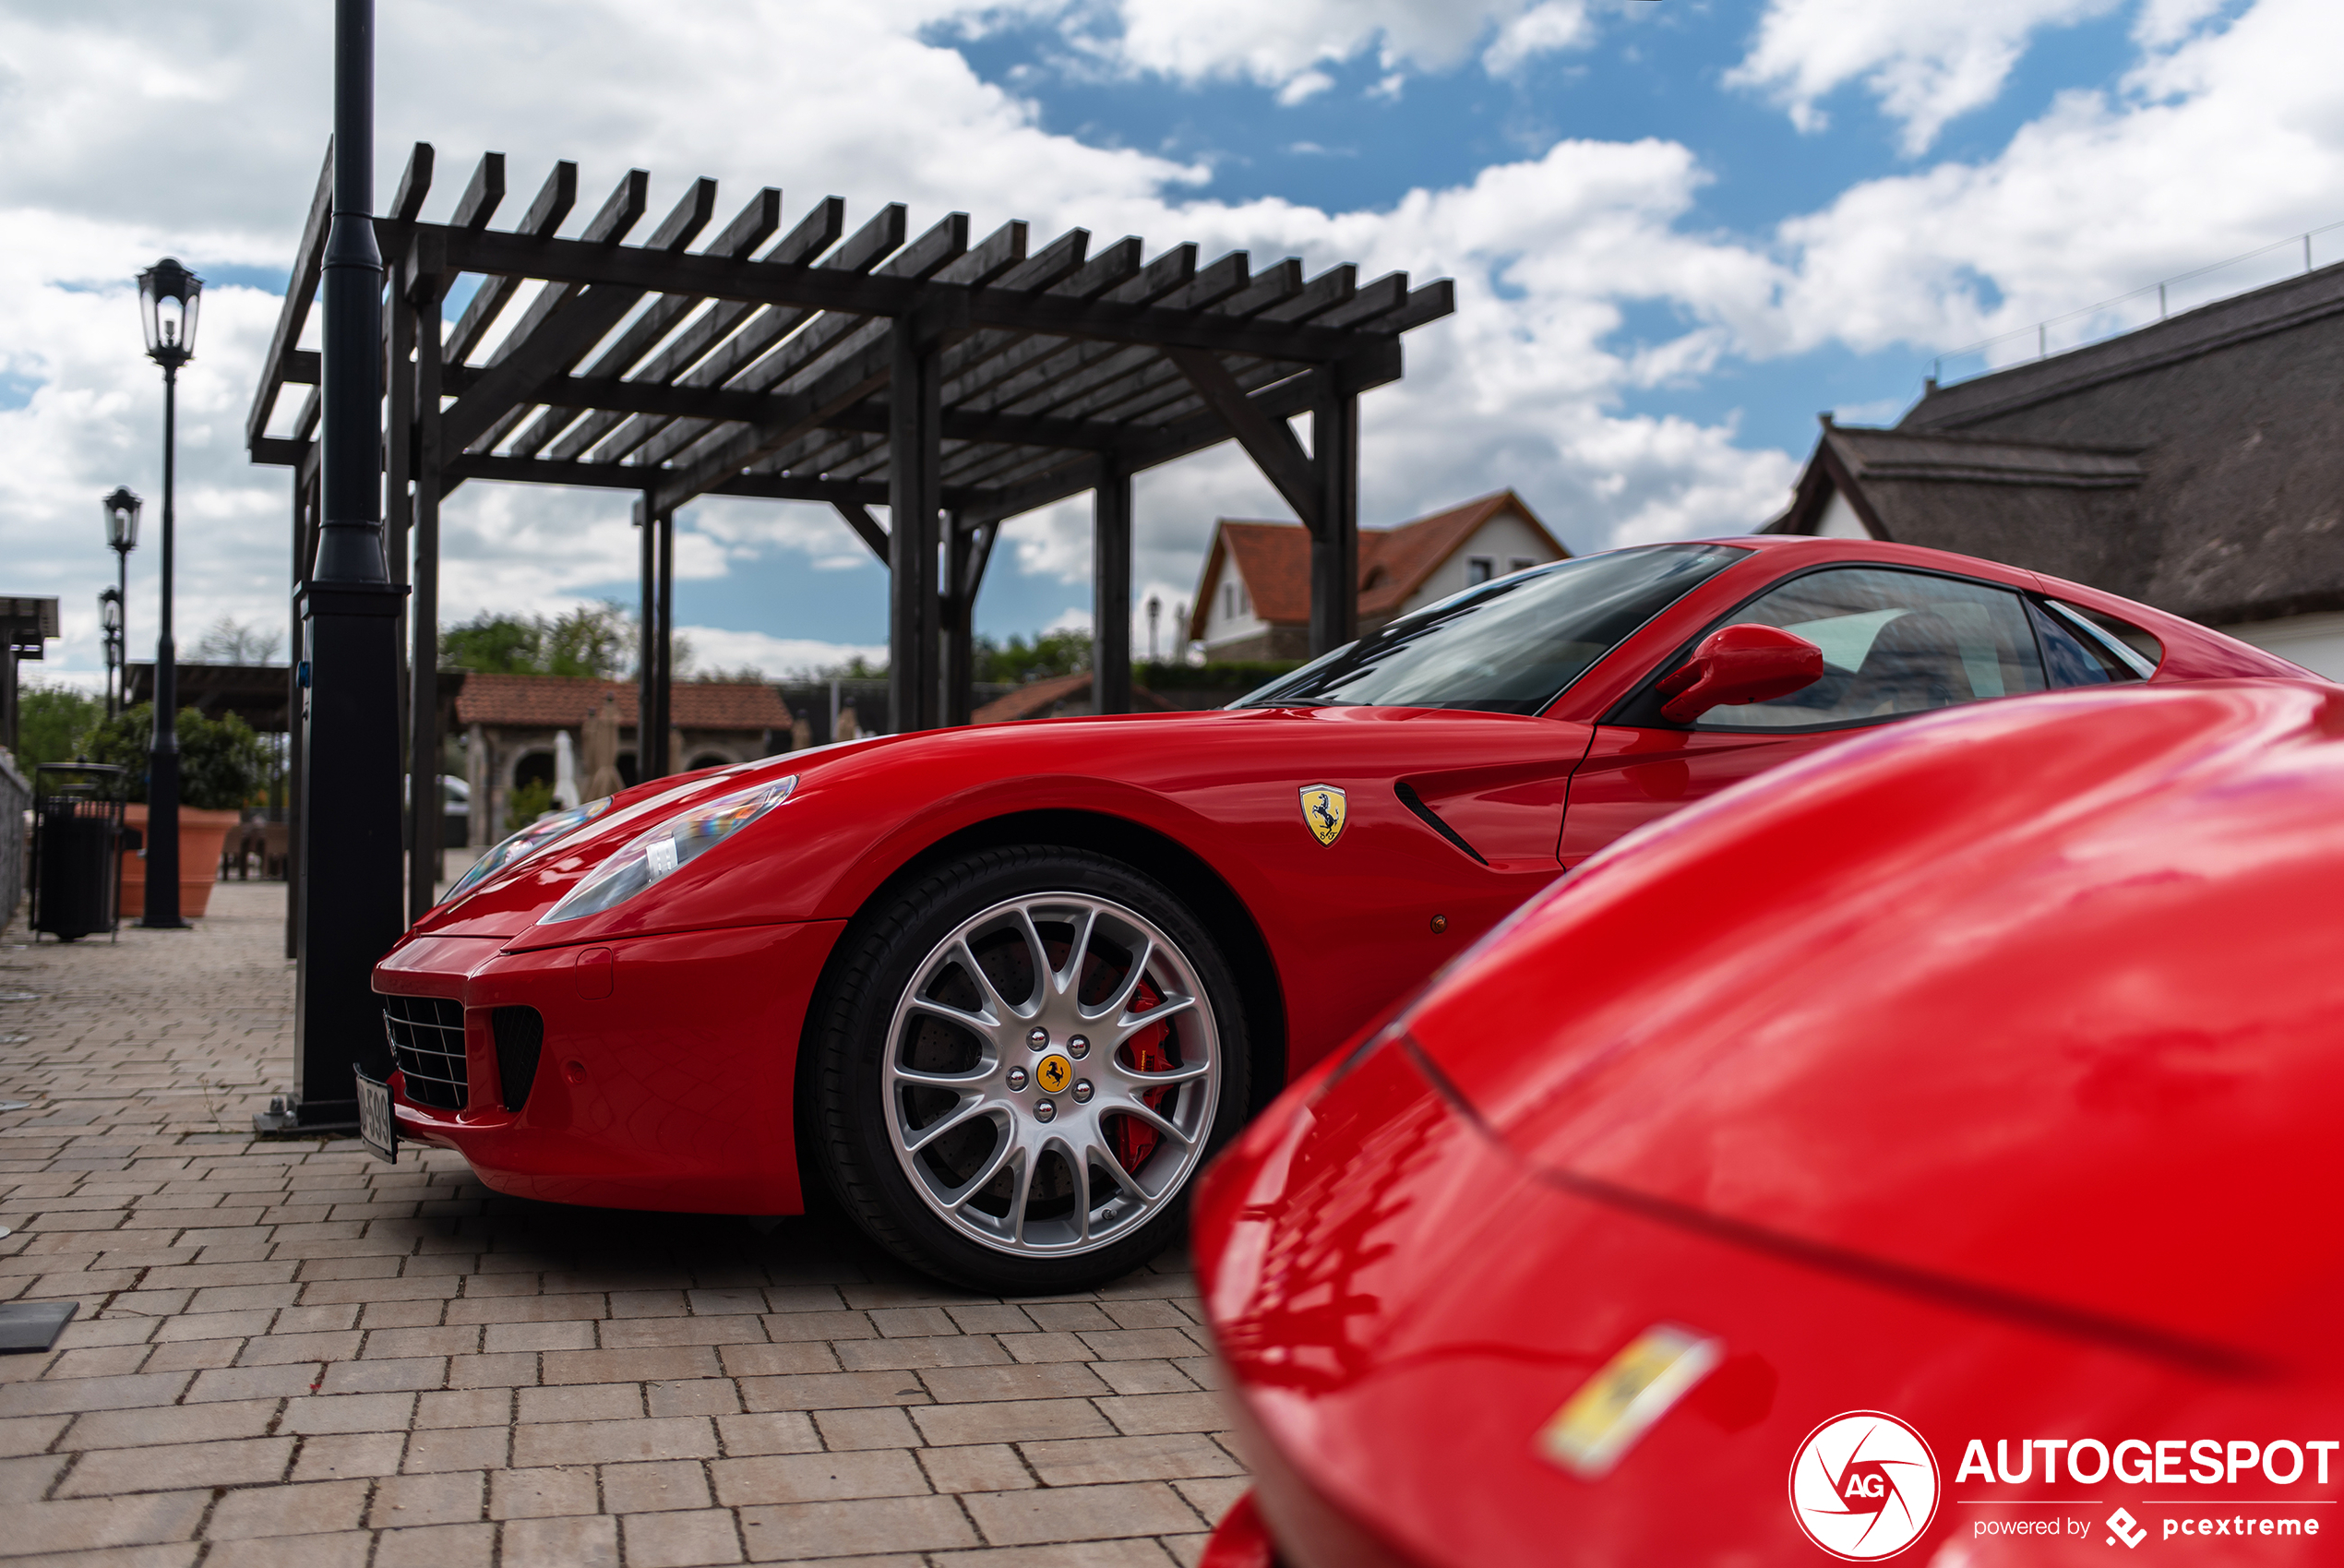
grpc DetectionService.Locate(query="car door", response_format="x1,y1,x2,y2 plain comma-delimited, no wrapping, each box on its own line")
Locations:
1562,566,2051,864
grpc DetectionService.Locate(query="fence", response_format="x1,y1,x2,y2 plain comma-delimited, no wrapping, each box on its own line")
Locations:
1931,220,2344,387
1,753,27,931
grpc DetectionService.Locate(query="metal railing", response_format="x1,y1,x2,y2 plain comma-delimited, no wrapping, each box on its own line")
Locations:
1931,220,2344,387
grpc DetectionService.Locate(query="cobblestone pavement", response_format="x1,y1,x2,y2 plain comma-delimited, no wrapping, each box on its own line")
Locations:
0,884,1244,1566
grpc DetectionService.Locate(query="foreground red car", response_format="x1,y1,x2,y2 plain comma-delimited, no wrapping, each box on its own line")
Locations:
373,534,2296,1290
1195,677,2344,1566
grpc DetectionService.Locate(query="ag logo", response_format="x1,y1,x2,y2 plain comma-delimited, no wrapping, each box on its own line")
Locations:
1035,1054,1072,1095
1788,1411,1940,1561
1299,784,1346,846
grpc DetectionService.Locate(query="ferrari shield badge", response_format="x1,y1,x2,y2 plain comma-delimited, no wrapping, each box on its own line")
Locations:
1299,784,1347,847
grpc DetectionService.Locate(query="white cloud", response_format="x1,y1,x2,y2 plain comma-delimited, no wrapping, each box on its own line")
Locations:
1728,0,2126,155
1764,0,2344,356
674,625,887,679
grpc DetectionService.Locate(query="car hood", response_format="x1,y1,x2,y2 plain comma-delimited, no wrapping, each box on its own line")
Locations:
1398,678,2344,1371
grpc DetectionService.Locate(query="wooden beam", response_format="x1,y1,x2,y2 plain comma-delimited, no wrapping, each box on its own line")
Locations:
245,141,335,452
1167,347,1319,529
649,330,901,511
450,151,506,229
441,451,896,506
831,502,890,563
441,283,645,455
390,142,434,221
445,161,577,365
434,223,1402,362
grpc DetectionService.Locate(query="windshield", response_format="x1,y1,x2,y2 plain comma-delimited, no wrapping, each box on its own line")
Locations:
1235,544,1748,713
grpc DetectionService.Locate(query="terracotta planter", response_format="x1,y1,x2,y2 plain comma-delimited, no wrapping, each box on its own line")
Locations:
119,805,242,920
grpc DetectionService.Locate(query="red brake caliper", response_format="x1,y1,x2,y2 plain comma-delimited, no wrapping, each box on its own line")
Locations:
1113,977,1174,1174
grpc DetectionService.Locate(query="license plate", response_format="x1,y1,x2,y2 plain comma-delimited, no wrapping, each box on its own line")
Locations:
353,1066,398,1165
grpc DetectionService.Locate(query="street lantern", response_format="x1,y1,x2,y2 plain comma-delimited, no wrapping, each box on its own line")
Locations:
136,258,200,928
101,487,140,720
138,257,201,367
103,485,141,552
99,586,124,718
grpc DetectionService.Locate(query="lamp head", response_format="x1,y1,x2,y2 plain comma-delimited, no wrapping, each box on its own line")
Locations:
138,257,202,365
100,586,123,634
102,485,142,552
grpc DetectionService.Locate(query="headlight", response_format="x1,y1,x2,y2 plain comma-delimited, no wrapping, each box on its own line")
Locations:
538,776,796,925
439,796,612,904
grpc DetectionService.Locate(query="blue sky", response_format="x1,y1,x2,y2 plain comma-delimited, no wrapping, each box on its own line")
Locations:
1,0,2333,680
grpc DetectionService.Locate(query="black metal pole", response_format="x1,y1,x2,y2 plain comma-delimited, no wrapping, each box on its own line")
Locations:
113,550,128,719
269,0,405,1133
141,363,186,928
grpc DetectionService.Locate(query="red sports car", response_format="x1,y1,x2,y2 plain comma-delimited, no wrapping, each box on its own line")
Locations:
373,534,2298,1291
1193,676,2344,1566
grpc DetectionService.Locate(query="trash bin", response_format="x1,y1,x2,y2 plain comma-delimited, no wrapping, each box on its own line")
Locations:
30,763,125,942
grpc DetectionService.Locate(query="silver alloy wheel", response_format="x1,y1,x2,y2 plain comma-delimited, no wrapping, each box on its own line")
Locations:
880,892,1221,1256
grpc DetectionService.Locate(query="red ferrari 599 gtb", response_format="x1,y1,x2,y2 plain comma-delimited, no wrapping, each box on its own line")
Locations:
373,534,2301,1291
1196,677,2344,1566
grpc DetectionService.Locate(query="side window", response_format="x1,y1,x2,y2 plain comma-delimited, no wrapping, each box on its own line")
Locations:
1693,569,2047,729
2028,601,2143,687
1466,557,1495,586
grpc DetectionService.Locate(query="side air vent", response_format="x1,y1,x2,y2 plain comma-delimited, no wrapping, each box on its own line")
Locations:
1394,782,1489,866
492,1007,545,1113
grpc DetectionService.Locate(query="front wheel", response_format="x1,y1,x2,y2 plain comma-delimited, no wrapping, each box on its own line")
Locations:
807,846,1249,1294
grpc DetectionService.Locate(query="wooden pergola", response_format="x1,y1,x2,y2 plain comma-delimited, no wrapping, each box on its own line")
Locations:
247,143,1452,917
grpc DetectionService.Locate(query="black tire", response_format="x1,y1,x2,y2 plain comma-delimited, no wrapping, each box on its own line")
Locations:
806,845,1250,1294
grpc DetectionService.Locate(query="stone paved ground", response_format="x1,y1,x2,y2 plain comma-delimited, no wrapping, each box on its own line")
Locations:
0,883,1244,1566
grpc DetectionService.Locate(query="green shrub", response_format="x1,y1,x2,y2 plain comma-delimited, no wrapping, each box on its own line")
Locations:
77,702,272,810
13,683,104,774
506,777,555,832
1137,659,1304,691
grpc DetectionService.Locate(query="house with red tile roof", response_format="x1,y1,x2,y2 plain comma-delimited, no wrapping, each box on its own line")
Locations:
1185,490,1568,661
448,673,795,846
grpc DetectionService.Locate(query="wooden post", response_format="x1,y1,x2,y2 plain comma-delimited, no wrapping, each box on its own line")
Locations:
888,317,943,735
635,492,669,779
1309,373,1360,656
405,268,445,921
1093,466,1132,713
655,505,675,769
943,513,973,726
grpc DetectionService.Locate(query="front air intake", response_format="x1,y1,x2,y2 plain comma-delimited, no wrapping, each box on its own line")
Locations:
492,1007,545,1113
381,994,468,1110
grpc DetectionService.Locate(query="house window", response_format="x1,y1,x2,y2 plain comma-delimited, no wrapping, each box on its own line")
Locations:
1509,557,1536,575
1238,584,1250,615
1466,557,1495,585
1223,584,1236,619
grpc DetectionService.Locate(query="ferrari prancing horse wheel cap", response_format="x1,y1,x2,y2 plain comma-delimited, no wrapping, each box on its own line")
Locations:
1035,1054,1072,1095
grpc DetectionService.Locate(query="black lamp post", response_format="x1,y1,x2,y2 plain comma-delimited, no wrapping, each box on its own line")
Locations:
99,589,124,719
102,485,139,720
137,259,199,928
259,0,406,1134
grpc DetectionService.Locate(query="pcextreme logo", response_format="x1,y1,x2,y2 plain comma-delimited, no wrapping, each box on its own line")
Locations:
1790,1411,1943,1560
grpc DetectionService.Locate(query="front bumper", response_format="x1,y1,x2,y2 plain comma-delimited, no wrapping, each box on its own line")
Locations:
371,918,844,1213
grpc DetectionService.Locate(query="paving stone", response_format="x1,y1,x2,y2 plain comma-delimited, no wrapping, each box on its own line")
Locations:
737,1494,977,1560
1094,1394,1227,1436
917,1442,1037,1494
190,1531,371,1568
962,1480,1205,1545
203,1478,371,1539
1021,1432,1244,1487
503,1514,622,1568
648,1377,743,1417
0,1449,71,1502
290,1430,407,1481
514,1414,718,1466
369,1466,485,1526
60,1435,293,1495
712,1446,931,1506
625,1507,748,1567
811,1405,921,1451
713,1411,825,1456
491,1466,601,1520
278,1392,419,1434
373,1521,496,1568
603,1456,714,1513
911,1398,1118,1447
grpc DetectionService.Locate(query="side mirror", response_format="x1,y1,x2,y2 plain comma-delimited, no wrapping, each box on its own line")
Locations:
1656,624,1824,724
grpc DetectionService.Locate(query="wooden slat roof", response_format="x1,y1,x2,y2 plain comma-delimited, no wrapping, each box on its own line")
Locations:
249,142,1454,537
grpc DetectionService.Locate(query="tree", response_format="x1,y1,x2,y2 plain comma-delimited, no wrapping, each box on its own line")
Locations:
440,601,635,679
194,617,283,664
78,702,271,809
975,629,1091,684
13,682,103,772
